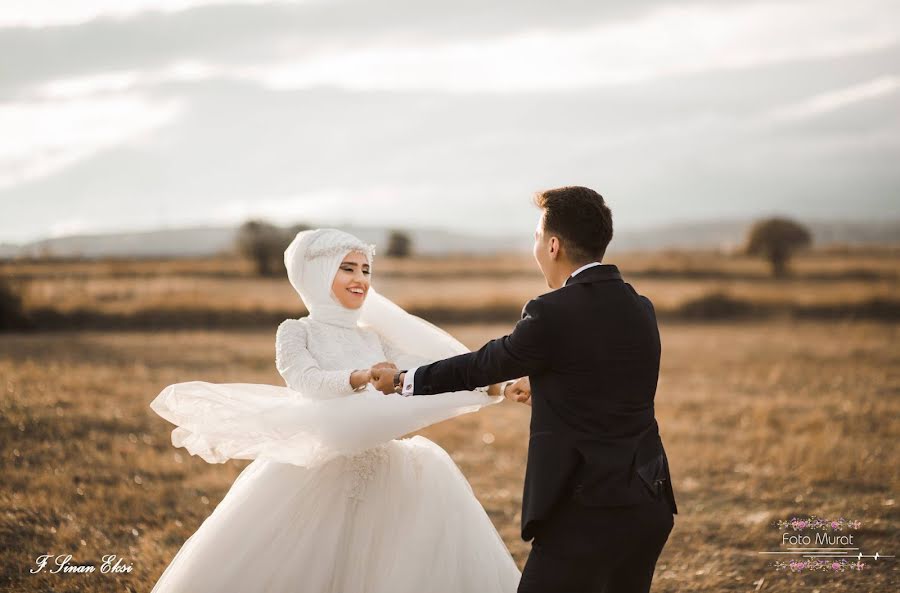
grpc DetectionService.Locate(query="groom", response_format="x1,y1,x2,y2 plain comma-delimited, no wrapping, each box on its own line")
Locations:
371,186,677,593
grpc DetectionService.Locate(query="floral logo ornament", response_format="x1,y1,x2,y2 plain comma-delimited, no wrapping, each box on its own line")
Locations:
775,558,867,572
775,516,862,532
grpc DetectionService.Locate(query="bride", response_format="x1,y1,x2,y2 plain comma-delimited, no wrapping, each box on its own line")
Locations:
149,228,522,593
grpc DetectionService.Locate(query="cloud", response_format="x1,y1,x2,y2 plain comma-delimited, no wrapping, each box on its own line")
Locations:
2,42,897,242
4,0,897,96
0,94,182,189
0,0,897,242
0,1,684,95
0,0,684,31
764,75,900,123
0,0,304,28
47,217,94,237
27,61,223,100
244,0,900,92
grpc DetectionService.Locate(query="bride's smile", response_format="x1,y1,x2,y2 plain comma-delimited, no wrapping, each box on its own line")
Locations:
332,251,370,308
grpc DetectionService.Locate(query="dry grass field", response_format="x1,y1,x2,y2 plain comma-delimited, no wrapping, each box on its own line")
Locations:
1,249,898,592
4,248,897,322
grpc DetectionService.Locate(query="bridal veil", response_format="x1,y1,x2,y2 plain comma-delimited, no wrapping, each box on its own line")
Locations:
150,228,502,468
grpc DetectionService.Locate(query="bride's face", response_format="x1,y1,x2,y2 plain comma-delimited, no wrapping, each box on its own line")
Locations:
331,251,371,309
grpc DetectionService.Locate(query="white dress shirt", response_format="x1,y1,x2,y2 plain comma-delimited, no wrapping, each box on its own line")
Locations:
568,261,603,278
400,261,604,396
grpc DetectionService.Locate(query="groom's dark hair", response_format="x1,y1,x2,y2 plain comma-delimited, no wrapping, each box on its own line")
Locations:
534,186,613,263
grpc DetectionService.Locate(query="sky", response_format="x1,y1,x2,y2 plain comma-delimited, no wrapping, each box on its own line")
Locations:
1,0,898,243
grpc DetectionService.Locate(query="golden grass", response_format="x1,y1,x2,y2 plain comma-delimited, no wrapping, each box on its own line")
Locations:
1,320,898,592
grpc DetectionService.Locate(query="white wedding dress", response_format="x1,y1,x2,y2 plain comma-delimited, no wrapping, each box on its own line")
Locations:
149,229,521,593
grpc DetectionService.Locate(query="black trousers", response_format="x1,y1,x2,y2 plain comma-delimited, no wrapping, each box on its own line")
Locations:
517,495,673,593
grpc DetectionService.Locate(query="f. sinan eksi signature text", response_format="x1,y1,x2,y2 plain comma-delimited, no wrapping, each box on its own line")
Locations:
31,554,133,574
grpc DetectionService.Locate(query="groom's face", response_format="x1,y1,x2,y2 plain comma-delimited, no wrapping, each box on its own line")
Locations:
533,212,562,289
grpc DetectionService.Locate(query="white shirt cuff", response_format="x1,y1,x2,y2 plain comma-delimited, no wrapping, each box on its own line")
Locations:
401,367,417,396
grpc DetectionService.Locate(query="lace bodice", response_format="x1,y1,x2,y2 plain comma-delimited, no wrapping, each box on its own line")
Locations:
275,317,428,399
274,317,440,501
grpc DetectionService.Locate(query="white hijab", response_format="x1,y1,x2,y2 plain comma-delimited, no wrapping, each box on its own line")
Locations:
284,228,375,328
285,227,482,363
150,228,502,467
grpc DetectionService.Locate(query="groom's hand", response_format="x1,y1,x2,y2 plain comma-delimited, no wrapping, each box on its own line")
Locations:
505,377,532,406
370,365,399,395
371,361,398,372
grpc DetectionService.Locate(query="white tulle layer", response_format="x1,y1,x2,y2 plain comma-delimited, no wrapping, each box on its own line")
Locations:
150,381,501,468
150,436,521,593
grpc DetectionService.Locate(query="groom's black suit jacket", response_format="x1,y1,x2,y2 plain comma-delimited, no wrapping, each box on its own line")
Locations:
411,263,677,541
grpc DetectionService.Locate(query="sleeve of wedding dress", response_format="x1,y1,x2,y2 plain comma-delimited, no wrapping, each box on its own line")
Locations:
275,319,357,398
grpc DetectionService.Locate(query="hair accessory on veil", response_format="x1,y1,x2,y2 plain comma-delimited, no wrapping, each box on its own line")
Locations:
304,233,376,261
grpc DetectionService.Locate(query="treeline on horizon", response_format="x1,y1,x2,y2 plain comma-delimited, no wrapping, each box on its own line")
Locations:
2,289,899,332
1,219,898,331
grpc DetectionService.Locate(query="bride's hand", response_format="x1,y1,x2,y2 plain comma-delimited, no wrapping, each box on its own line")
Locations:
350,369,372,391
351,361,396,390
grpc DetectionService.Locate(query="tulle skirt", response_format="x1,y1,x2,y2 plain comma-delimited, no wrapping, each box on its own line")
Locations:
150,435,521,593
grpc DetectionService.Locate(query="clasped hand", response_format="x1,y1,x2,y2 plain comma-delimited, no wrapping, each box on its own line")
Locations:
361,363,532,406
367,362,399,394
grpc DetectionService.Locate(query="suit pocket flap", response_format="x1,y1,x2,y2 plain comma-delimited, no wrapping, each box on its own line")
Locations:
635,452,666,493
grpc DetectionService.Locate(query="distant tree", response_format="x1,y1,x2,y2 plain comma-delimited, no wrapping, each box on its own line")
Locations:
0,276,30,331
386,230,413,258
744,217,812,278
236,220,279,276
237,220,310,276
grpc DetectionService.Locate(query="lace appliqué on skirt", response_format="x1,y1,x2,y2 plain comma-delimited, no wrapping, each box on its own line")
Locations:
344,444,389,501
403,441,425,481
